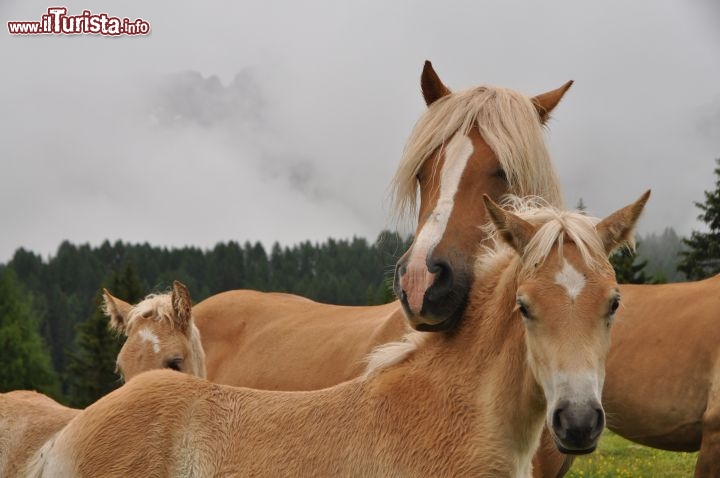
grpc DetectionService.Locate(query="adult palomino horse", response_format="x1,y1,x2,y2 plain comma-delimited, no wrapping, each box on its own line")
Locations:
27,194,648,477
109,62,574,476
390,66,720,477
0,390,79,476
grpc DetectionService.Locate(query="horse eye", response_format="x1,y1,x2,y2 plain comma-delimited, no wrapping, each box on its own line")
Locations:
517,300,531,319
609,296,621,316
165,358,183,371
493,168,508,182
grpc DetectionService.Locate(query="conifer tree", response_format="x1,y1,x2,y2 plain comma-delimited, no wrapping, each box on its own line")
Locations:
678,158,720,280
610,245,652,284
65,264,144,407
576,198,586,212
576,197,652,284
0,268,59,396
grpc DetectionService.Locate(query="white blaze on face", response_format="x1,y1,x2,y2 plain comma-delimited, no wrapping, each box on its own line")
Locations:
555,259,586,301
543,370,604,425
138,327,161,354
402,133,474,314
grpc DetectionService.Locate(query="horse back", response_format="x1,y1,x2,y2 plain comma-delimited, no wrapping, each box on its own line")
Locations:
614,278,720,364
193,290,409,390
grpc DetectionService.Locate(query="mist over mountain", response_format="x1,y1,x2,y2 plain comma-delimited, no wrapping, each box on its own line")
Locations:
149,69,264,128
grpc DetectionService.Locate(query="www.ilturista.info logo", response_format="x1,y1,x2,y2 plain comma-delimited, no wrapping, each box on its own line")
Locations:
8,7,150,36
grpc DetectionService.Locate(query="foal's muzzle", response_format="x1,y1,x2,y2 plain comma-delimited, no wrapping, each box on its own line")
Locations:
551,399,605,455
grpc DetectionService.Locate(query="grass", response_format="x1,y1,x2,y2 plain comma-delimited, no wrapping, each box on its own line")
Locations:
566,430,698,477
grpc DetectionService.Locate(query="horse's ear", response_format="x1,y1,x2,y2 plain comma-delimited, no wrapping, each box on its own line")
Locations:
596,190,651,255
483,195,537,255
421,60,451,106
103,289,132,334
531,80,573,125
171,280,192,334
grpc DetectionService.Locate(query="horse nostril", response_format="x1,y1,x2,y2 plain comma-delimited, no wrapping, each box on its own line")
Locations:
426,259,453,298
591,408,605,440
427,259,448,275
552,407,565,433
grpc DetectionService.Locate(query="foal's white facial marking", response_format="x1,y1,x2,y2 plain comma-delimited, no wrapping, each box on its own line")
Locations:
402,133,474,313
138,327,161,354
554,259,586,301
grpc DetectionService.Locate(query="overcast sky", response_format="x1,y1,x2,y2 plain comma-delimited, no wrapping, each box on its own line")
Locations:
2,0,719,264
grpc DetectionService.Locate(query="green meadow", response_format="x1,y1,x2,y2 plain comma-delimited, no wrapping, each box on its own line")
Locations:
567,430,697,477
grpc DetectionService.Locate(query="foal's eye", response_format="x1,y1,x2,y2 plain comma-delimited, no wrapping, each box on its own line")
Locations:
609,296,621,316
165,358,183,371
517,300,531,319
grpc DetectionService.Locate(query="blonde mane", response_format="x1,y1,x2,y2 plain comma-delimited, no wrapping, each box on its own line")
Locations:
479,196,619,278
364,331,427,376
390,86,563,221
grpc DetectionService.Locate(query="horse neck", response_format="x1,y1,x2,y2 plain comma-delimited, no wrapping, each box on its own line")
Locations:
463,258,547,464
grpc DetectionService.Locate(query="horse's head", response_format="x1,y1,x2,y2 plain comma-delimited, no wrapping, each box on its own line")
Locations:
484,191,650,454
393,61,572,331
105,280,206,382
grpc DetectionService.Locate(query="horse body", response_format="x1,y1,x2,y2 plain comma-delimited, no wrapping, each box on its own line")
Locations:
604,275,720,459
39,369,500,477
38,361,526,477
192,290,406,389
0,390,79,476
33,197,645,477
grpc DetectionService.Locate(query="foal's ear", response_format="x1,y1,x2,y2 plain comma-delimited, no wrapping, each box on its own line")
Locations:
596,190,651,255
171,280,193,334
421,60,452,106
484,195,537,255
103,289,133,334
531,80,573,125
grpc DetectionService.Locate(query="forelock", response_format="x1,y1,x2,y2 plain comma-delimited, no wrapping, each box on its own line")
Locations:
126,293,177,331
389,85,563,224
477,196,610,277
